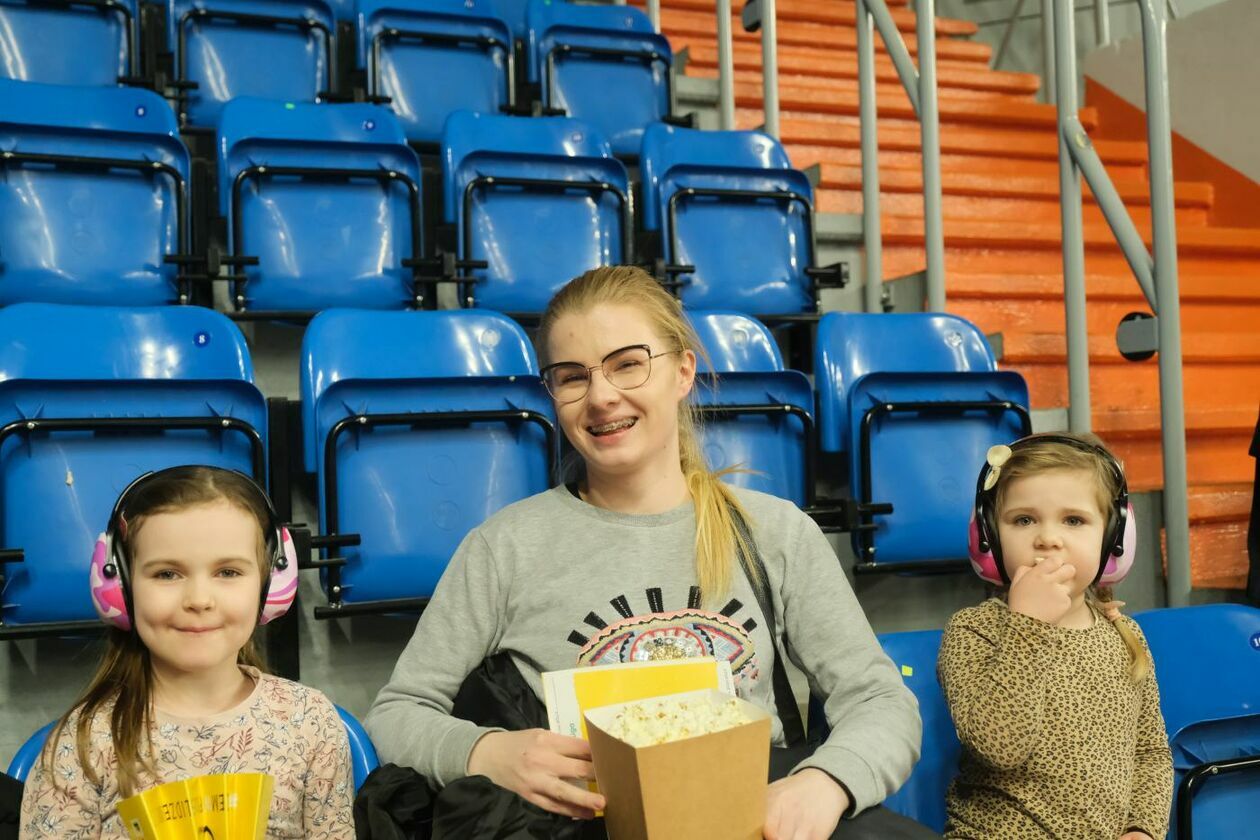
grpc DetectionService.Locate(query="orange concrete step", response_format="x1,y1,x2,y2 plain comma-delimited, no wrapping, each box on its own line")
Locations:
947,273,1260,336
770,116,1137,167
646,0,978,36
880,216,1260,258
733,72,1034,105
996,331,1260,420
1099,412,1255,492
683,41,1041,97
815,164,1213,225
734,86,1088,130
1180,483,1253,589
792,145,1149,181
659,10,993,64
828,195,1208,227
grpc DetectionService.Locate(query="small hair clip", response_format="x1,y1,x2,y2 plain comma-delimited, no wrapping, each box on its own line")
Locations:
983,444,1012,491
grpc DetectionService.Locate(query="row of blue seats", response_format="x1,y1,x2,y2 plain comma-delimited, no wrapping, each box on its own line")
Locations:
9,603,1255,839
1,0,671,151
0,302,1026,633
0,80,841,317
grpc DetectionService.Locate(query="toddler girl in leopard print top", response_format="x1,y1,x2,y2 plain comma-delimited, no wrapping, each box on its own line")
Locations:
938,433,1172,839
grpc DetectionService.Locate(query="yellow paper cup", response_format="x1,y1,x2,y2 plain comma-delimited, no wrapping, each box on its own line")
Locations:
117,772,274,839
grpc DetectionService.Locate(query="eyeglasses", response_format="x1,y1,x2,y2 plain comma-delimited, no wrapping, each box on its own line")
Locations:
541,344,681,404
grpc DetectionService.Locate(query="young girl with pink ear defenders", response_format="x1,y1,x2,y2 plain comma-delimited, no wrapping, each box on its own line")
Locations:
20,466,354,840
938,432,1172,840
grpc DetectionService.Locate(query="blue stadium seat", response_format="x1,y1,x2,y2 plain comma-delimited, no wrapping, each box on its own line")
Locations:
357,0,515,146
0,0,139,86
878,629,958,833
0,80,191,307
814,312,1030,572
167,0,337,128
5,721,54,783
216,99,425,315
525,0,672,157
640,124,846,316
440,111,629,314
1135,604,1260,840
10,707,378,791
688,312,814,507
487,0,527,44
299,308,557,617
0,304,268,637
335,706,381,791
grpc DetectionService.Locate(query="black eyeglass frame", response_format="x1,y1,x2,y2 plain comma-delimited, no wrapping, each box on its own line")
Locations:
540,344,682,404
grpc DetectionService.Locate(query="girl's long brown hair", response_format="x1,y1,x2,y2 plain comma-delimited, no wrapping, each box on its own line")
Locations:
538,265,758,603
43,467,273,797
992,433,1149,683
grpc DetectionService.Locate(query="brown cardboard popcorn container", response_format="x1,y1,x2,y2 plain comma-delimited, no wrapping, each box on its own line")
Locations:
585,689,772,840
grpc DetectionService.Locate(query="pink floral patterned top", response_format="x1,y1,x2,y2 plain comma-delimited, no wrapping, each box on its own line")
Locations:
19,667,355,839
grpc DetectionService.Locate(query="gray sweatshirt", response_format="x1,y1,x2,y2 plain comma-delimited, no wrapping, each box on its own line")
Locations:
365,485,921,813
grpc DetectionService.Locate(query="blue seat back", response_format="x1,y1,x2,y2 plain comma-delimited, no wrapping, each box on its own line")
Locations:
0,304,267,626
217,99,422,312
9,713,378,791
641,124,816,314
0,0,137,85
0,80,188,306
878,629,958,833
5,721,54,782
335,705,380,791
167,0,336,127
525,0,670,156
357,0,513,145
815,312,1001,455
486,0,527,42
1135,605,1260,839
300,309,554,603
689,312,813,506
441,112,628,313
849,371,1028,565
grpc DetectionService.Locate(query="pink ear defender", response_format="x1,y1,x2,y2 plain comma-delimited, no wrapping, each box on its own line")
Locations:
89,467,297,630
967,435,1136,587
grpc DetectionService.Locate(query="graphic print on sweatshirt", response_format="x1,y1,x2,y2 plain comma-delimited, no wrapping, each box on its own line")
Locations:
567,585,763,694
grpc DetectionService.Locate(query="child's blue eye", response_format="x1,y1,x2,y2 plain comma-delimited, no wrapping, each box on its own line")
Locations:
218,568,244,578
1013,515,1034,526
1065,516,1085,526
154,570,179,581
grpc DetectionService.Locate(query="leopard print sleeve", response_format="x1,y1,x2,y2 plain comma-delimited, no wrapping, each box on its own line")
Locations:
938,600,1064,770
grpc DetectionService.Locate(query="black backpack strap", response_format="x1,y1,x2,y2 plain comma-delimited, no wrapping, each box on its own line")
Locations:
728,504,808,749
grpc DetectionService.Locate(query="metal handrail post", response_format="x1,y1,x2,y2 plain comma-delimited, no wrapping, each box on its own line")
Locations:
1139,0,1190,607
717,0,736,130
917,0,946,312
1052,0,1091,432
856,0,883,313
1041,0,1056,104
760,0,780,138
1096,0,1111,46
647,0,660,32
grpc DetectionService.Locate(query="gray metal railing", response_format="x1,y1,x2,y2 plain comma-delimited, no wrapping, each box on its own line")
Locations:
740,0,782,139
1048,0,1192,606
855,0,947,312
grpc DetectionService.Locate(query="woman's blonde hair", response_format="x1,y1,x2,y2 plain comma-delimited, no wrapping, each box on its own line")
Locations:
538,265,757,603
43,467,273,797
992,432,1149,683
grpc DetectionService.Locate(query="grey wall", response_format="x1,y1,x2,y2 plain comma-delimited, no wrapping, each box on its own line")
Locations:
1080,0,1260,184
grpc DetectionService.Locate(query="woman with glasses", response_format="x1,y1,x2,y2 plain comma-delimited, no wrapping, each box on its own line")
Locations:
366,266,932,840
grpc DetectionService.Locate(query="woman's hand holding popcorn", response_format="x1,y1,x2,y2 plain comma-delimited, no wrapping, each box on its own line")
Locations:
764,768,849,840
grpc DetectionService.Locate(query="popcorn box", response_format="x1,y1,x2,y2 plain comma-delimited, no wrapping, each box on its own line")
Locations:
585,689,771,840
117,772,273,839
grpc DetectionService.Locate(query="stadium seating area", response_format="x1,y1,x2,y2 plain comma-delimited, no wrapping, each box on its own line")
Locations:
0,0,1255,833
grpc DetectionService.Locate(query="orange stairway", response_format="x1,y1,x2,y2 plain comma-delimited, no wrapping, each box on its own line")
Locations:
637,0,1259,589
